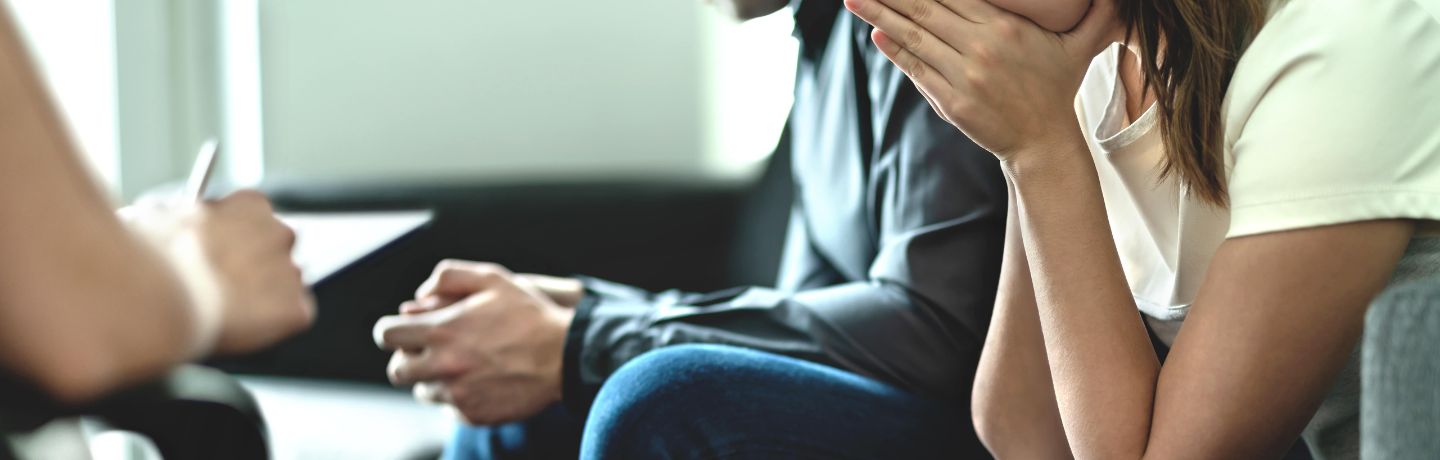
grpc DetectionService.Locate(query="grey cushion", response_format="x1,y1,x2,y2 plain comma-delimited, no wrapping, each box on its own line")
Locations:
1362,281,1440,458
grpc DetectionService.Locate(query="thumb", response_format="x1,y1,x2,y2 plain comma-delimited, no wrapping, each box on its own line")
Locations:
1066,0,1121,53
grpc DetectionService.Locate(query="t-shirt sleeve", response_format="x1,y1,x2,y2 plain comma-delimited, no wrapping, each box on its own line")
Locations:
1223,0,1440,238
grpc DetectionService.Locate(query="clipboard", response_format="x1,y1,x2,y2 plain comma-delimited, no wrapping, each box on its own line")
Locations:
279,210,433,286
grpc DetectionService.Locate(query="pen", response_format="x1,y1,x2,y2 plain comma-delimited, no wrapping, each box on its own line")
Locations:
186,139,221,201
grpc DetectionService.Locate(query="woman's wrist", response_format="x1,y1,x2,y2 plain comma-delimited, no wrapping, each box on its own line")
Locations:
998,132,1094,186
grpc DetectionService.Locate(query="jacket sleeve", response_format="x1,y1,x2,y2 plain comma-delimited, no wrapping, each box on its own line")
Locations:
561,133,1007,414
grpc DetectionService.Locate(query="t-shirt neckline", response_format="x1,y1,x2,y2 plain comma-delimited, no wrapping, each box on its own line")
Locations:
1095,46,1160,155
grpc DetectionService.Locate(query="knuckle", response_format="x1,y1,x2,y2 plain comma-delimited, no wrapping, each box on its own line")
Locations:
969,44,992,63
475,270,506,285
901,54,926,79
471,262,511,278
470,261,501,271
994,17,1020,39
908,1,931,22
964,67,987,89
902,28,925,51
435,269,463,286
435,259,468,274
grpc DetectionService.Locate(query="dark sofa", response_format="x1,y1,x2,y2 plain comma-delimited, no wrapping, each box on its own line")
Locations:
206,147,795,458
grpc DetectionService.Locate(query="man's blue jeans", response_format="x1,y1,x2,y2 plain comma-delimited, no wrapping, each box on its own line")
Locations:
445,345,984,459
443,404,583,460
580,345,986,459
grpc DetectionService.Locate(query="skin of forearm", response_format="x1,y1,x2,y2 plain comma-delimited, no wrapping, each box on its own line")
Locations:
971,184,1072,458
1006,138,1160,459
0,4,196,403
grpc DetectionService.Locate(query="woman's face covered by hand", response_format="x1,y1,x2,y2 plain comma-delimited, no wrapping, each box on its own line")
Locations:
988,0,1091,32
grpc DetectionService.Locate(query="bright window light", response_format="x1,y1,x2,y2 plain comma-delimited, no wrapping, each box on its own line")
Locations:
703,8,799,178
8,0,120,193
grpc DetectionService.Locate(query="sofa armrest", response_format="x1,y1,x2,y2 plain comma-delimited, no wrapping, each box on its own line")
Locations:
1,366,268,460
1362,280,1440,458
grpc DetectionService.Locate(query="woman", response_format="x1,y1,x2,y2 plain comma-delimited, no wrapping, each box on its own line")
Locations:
847,0,1440,457
0,0,313,403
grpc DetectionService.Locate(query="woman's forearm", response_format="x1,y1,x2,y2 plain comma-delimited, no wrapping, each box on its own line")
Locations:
1006,137,1159,459
971,183,1072,457
0,3,198,403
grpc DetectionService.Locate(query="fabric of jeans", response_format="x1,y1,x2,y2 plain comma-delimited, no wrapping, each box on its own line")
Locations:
442,405,583,460
579,344,988,460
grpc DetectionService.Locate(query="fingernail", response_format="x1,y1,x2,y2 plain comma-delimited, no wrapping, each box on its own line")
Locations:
872,30,891,47
843,0,862,12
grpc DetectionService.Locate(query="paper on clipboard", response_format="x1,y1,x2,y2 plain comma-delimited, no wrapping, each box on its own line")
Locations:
280,210,433,286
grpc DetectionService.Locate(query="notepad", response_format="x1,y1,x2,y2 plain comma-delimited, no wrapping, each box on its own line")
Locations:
280,210,433,286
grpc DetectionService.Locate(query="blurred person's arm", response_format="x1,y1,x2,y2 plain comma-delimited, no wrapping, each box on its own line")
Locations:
0,3,311,404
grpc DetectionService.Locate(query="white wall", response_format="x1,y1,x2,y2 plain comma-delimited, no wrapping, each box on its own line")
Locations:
260,1,727,184
13,1,799,197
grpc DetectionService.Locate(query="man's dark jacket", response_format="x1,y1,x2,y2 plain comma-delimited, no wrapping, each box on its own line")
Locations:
563,0,1007,432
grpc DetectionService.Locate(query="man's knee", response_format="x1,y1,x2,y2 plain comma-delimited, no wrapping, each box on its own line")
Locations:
583,345,754,457
592,345,740,420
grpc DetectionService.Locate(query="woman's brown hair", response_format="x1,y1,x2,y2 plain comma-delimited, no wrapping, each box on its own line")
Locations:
1117,0,1267,206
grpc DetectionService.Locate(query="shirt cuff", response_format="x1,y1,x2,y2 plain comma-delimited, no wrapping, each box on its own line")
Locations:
560,286,602,416
1228,189,1440,238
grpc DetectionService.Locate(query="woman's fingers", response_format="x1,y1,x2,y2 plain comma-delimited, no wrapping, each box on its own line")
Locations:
1064,0,1122,54
870,0,975,47
871,29,955,102
846,0,965,78
912,77,954,126
935,0,1008,23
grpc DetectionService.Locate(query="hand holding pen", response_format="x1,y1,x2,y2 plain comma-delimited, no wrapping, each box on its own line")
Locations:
121,139,316,356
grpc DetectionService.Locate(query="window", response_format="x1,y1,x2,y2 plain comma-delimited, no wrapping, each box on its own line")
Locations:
8,0,120,193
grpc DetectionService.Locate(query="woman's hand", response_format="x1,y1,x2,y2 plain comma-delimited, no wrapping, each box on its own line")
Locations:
845,0,1119,161
125,190,315,355
989,0,1091,32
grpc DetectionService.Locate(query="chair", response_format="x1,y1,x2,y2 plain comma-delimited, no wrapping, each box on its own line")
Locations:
1,366,268,460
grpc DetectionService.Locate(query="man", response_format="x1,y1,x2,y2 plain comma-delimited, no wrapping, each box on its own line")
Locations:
373,0,1006,457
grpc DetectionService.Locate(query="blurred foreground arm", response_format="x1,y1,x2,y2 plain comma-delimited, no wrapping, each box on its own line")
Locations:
0,3,312,404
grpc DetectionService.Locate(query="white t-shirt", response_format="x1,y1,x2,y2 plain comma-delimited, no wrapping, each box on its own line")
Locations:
1076,0,1440,457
